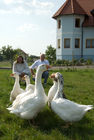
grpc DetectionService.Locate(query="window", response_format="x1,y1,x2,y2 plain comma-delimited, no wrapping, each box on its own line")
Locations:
86,39,94,48
75,18,80,27
58,20,61,29
64,39,70,48
92,40,94,48
58,39,60,48
86,40,91,48
75,39,80,48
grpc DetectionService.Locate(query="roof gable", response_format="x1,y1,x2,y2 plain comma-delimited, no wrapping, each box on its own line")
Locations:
77,0,94,16
53,0,86,19
53,0,94,27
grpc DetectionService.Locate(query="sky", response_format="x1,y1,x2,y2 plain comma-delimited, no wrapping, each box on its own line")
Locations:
0,0,65,56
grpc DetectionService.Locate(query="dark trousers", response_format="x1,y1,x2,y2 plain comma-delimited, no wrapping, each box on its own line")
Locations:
32,71,49,84
42,71,49,84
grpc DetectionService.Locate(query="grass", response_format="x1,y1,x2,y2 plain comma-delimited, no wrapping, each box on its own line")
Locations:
0,68,94,140
0,61,11,68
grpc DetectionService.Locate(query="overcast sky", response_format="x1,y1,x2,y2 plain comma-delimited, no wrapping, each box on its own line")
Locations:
0,0,65,56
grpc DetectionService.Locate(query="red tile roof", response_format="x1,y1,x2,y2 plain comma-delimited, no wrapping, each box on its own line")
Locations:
53,0,94,27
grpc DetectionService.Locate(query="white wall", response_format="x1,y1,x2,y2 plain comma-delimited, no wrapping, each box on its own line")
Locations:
56,14,85,60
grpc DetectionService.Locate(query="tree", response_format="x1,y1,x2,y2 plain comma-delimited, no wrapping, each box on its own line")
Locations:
0,45,17,67
45,45,56,64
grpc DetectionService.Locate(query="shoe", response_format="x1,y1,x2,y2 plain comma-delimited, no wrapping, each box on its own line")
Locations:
32,78,35,81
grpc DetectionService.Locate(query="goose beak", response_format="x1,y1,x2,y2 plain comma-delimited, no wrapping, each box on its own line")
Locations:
10,73,14,77
22,76,25,80
50,73,55,79
46,65,51,70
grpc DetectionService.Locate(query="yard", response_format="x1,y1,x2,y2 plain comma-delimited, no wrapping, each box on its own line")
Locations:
0,68,94,140
0,61,11,68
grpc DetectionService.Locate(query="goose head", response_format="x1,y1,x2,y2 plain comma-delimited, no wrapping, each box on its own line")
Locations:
10,73,19,78
22,75,30,87
51,72,64,87
50,73,58,82
55,72,64,86
22,75,30,81
37,64,51,73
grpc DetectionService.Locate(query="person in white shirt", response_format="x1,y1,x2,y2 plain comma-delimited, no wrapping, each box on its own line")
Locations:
30,54,49,85
13,55,31,78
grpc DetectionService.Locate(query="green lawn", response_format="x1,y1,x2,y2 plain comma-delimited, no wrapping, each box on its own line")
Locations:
0,69,94,140
0,61,11,68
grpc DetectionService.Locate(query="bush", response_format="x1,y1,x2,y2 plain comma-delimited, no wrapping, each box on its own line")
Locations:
54,59,65,66
79,58,85,63
72,59,78,65
64,60,70,66
85,59,93,65
54,58,93,66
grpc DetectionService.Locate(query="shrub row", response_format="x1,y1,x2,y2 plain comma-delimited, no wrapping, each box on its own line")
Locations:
52,58,93,66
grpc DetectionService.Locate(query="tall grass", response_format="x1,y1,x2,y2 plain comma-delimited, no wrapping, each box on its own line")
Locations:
0,69,94,140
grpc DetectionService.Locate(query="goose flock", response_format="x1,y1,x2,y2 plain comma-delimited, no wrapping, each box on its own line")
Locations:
7,64,93,124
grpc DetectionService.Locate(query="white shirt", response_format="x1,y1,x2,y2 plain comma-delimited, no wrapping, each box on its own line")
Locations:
13,60,31,76
30,59,49,70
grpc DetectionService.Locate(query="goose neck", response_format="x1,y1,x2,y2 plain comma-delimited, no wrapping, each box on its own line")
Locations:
53,79,63,100
54,81,58,86
26,78,30,86
14,75,20,88
35,68,43,88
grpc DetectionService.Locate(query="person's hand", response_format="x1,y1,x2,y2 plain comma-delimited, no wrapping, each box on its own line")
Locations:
20,73,25,78
32,74,35,81
32,74,35,78
46,65,52,70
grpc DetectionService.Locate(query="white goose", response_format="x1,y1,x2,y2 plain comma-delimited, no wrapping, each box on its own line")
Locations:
48,73,58,106
10,73,24,102
13,75,35,105
24,75,35,92
7,64,49,119
48,73,66,106
51,72,93,123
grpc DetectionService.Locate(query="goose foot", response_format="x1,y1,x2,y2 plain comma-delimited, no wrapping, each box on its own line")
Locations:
63,122,72,128
31,119,35,125
28,120,32,126
28,119,35,126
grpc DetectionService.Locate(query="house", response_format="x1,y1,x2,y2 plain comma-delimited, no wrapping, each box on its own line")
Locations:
16,49,28,60
53,0,94,61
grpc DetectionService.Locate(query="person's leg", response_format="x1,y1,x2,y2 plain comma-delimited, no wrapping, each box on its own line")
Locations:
42,71,49,84
32,77,35,81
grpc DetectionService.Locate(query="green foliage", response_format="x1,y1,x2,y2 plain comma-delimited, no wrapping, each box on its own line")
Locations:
14,48,29,60
45,45,56,64
0,45,18,68
54,58,93,66
79,58,86,63
85,59,93,65
0,69,94,140
0,45,17,61
0,54,3,61
27,55,39,65
54,59,63,66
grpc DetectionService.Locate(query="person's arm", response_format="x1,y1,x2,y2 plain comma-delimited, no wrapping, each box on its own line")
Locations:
31,69,35,75
29,60,38,77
